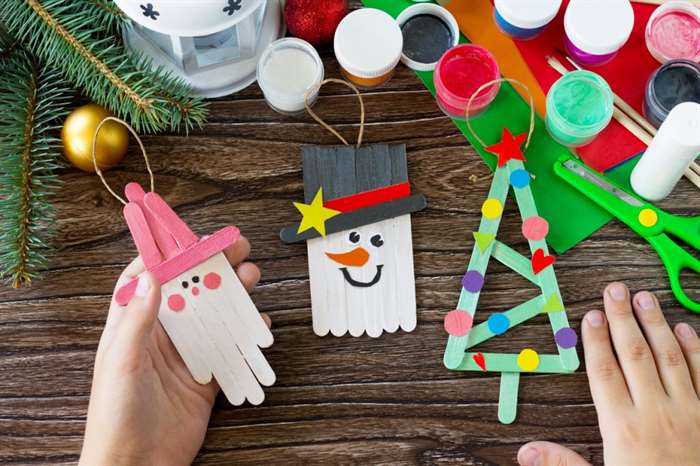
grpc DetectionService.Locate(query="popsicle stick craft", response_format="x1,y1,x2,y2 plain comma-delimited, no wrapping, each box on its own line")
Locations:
94,118,275,406
442,80,580,424
280,79,427,338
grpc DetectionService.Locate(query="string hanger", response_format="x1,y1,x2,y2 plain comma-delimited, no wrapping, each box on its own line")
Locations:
304,78,365,148
91,116,155,205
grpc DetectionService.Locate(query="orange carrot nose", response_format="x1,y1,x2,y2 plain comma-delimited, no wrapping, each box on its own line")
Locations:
325,247,369,267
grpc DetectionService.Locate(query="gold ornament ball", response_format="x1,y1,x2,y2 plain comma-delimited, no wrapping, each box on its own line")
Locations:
61,104,129,172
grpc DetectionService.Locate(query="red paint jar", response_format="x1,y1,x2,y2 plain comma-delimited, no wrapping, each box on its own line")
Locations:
433,44,501,120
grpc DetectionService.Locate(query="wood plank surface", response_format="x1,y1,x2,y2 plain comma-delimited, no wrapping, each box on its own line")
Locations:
1,4,699,463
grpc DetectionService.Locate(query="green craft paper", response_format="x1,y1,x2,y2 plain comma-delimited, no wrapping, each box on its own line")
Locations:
361,0,640,253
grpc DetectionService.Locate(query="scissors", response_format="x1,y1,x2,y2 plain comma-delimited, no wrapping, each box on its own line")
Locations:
555,156,700,314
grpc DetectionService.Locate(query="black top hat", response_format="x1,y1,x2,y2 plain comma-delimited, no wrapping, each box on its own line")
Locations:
280,143,426,243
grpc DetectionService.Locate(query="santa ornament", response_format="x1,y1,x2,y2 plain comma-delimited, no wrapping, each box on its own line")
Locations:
281,80,426,337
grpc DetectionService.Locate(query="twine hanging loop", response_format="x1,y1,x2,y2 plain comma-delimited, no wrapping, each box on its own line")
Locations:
304,78,365,148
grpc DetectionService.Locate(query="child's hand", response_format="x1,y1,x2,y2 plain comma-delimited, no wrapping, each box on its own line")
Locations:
518,282,700,466
79,236,268,466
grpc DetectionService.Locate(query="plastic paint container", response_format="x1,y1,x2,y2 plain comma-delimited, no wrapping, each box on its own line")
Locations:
334,8,403,89
631,102,700,201
644,59,700,128
257,38,324,115
564,0,634,66
433,44,501,120
545,70,614,147
396,3,459,71
494,0,562,40
646,1,700,64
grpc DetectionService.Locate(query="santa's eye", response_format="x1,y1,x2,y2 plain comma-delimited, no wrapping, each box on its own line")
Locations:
349,231,360,244
192,276,200,283
182,281,189,289
370,234,384,247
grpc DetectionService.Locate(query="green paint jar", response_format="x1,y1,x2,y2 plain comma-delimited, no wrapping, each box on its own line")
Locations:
545,70,614,147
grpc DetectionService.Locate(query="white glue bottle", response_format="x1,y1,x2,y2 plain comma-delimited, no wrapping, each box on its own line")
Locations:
631,102,700,201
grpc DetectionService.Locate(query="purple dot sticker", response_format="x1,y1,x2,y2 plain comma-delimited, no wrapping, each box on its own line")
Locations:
462,270,484,293
510,169,530,188
555,327,578,349
522,216,549,241
444,310,473,337
487,313,510,335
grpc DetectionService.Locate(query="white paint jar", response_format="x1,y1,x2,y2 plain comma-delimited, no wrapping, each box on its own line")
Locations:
631,102,700,201
257,38,324,114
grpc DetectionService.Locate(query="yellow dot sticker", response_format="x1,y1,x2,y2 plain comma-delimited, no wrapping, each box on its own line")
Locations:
638,208,658,228
482,198,503,219
517,348,540,372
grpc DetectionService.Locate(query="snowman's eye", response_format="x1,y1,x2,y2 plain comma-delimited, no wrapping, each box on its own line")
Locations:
182,281,189,289
370,234,384,247
192,275,200,283
349,231,360,244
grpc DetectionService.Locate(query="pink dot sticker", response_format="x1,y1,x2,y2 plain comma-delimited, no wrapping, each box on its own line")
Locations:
522,216,549,241
167,293,185,312
192,286,200,296
444,310,473,337
203,272,221,290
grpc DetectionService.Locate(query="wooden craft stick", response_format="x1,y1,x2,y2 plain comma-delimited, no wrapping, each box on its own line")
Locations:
144,192,199,249
498,373,520,424
464,297,543,348
123,203,163,269
492,241,538,285
395,215,418,332
125,183,180,259
456,353,570,373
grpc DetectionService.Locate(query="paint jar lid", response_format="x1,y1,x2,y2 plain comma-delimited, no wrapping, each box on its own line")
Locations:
564,0,634,55
396,3,459,71
494,0,562,29
334,8,403,79
645,1,700,63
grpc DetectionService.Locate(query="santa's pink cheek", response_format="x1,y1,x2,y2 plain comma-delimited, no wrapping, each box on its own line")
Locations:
204,272,221,290
191,286,200,296
167,294,185,312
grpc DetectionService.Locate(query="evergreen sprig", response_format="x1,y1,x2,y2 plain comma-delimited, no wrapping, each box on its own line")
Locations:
1,0,207,133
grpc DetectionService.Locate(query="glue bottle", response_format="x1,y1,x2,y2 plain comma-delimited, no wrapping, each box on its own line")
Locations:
631,102,700,201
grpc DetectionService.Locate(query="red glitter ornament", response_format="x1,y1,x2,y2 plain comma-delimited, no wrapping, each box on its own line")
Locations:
284,0,349,46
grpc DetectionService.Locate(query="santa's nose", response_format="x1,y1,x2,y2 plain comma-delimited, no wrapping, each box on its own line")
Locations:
326,247,369,267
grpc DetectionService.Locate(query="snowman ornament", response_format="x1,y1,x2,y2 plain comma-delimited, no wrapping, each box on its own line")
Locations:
281,144,426,337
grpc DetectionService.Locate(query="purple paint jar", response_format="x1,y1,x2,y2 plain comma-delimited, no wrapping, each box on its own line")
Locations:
564,0,634,66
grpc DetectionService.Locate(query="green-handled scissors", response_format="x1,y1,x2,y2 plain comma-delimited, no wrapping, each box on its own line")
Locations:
555,156,700,314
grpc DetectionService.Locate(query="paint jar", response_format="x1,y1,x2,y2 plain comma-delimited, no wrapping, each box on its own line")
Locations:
564,0,634,66
433,44,501,121
645,1,700,64
631,102,700,201
493,0,562,40
644,59,700,128
257,38,324,114
396,3,459,71
545,70,614,147
334,8,403,89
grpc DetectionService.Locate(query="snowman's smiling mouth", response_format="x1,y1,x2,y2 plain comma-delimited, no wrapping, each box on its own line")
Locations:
340,265,384,288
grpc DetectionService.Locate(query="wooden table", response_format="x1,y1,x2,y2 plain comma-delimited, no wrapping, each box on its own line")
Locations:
2,24,699,466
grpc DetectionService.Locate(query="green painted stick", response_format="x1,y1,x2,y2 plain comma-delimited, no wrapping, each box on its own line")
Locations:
492,241,538,285
499,372,520,424
455,353,572,373
464,296,542,348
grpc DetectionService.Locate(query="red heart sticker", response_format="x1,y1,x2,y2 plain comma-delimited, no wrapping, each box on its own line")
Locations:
531,248,556,274
473,352,486,371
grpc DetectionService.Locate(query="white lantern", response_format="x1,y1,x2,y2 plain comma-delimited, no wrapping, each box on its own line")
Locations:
114,0,284,97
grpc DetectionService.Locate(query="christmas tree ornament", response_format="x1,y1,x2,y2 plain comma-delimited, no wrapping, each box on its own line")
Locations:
284,0,348,46
62,104,128,173
93,117,275,405
280,80,427,337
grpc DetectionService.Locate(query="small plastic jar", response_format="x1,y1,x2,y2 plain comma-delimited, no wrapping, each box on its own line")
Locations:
433,44,501,121
645,1,700,64
257,38,324,115
396,3,459,71
644,59,700,128
564,0,634,66
493,0,562,40
545,70,614,147
334,8,403,89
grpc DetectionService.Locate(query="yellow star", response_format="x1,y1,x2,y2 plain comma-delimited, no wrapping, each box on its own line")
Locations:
294,188,341,237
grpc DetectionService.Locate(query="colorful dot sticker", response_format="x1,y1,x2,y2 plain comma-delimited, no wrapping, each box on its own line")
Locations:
522,216,549,241
509,169,530,188
638,208,658,227
555,327,578,349
517,348,540,372
487,313,510,335
481,198,503,219
444,310,473,337
167,293,185,312
462,270,485,293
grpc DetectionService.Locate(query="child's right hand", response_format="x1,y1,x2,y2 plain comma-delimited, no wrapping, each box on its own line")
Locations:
518,282,700,466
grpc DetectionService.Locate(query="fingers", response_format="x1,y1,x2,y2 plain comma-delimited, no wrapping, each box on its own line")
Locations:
603,282,664,402
582,310,632,414
106,257,146,329
675,323,700,398
224,235,251,266
632,291,695,399
518,442,591,466
119,272,161,342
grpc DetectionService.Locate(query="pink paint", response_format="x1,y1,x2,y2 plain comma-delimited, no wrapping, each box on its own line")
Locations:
192,286,200,296
204,272,221,290
168,293,185,312
646,3,700,63
444,309,473,337
433,45,501,120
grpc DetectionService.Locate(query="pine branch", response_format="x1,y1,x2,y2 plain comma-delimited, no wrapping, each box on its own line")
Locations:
2,0,207,133
0,49,70,288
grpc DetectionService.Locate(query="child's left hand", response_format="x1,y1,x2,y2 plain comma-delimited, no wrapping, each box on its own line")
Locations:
79,236,268,466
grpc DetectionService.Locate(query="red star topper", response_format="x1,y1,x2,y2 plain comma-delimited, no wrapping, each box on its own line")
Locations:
485,128,527,167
